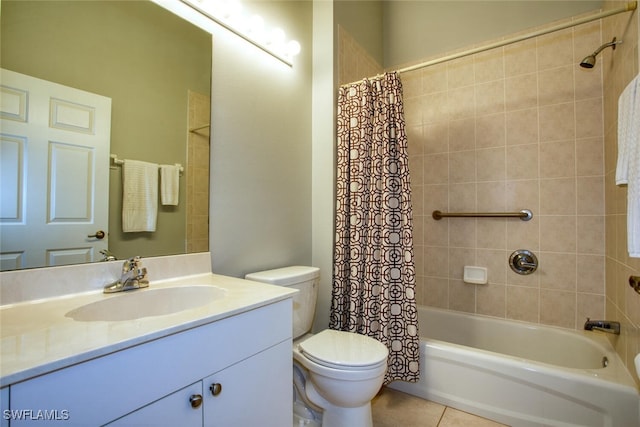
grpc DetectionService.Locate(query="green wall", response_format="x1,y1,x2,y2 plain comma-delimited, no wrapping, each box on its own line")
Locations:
1,0,211,261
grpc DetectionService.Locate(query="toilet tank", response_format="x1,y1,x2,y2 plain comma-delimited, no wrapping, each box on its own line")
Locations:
245,266,320,339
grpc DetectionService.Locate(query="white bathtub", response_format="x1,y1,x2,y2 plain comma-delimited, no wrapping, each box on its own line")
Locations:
390,306,640,427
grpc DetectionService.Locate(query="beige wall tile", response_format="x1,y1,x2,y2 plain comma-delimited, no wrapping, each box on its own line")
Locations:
476,148,506,182
576,137,604,176
474,48,505,84
577,254,605,294
422,63,448,94
449,151,476,183
506,108,538,146
539,178,576,215
449,279,476,313
538,65,575,106
477,181,506,211
576,97,605,141
539,102,575,142
506,285,539,322
449,118,475,152
539,140,576,178
538,252,577,291
577,176,604,215
424,122,449,154
476,113,506,149
399,11,611,334
505,73,538,111
506,144,539,180
537,27,573,70
505,38,537,77
540,289,576,328
477,283,507,318
540,216,577,252
577,215,605,255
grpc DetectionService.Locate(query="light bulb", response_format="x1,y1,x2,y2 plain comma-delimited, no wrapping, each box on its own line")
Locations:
287,40,301,56
270,28,286,45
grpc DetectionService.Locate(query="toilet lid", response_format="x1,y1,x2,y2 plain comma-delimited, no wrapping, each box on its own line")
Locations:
298,329,388,369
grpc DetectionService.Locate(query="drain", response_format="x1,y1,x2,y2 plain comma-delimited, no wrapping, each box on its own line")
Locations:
602,356,609,368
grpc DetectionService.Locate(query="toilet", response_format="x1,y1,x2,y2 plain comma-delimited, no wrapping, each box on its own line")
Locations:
245,266,388,427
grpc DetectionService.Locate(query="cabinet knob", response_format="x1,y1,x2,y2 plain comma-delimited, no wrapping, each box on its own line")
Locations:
209,383,222,396
189,394,203,408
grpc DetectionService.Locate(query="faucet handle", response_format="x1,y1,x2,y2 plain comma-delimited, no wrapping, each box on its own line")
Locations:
122,256,142,272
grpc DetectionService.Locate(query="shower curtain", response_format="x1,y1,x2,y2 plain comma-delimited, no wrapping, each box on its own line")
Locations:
330,72,420,384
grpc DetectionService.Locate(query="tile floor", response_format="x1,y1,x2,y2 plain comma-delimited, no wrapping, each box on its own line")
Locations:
372,387,509,427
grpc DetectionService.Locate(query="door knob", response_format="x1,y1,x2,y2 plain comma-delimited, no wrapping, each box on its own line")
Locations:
189,394,203,408
88,230,106,240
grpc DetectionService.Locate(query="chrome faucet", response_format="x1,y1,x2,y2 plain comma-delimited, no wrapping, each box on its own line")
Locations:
103,256,149,293
584,318,620,335
99,249,117,262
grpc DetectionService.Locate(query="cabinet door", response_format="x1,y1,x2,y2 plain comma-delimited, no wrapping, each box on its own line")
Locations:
203,340,292,427
1,387,8,427
106,382,203,427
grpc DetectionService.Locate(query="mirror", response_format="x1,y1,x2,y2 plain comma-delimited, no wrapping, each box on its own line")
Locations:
1,0,211,270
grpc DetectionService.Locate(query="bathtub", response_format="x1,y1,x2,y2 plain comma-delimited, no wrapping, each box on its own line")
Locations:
389,306,639,427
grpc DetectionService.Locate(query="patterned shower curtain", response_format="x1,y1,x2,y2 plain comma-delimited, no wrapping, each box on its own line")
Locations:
330,72,420,384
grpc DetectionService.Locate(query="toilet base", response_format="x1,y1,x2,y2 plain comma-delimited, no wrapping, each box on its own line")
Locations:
317,401,373,427
305,380,374,427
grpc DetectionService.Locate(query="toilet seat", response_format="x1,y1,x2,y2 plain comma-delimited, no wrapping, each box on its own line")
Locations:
298,329,388,371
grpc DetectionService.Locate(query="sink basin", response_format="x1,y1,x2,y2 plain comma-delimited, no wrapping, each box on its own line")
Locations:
65,286,226,322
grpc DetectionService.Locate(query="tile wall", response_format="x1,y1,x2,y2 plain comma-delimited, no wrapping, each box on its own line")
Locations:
401,17,606,330
338,25,383,85
186,90,210,253
602,0,640,382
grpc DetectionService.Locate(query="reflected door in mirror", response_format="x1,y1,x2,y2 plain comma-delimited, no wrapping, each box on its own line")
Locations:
0,69,111,270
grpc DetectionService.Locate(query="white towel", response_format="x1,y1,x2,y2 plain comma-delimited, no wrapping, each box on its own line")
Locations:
160,164,180,206
616,74,640,256
122,159,158,232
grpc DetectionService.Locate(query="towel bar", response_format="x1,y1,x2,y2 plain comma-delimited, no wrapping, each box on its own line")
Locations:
110,154,183,173
432,209,533,221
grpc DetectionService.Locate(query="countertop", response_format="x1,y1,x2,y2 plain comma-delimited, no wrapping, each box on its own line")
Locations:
0,273,296,386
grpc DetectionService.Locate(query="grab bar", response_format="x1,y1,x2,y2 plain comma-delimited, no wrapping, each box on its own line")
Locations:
432,209,533,221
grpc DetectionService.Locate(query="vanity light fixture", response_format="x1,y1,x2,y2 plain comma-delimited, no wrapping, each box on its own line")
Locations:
181,0,301,66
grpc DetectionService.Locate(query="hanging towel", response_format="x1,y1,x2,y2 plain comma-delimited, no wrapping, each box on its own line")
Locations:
616,74,640,184
160,164,180,206
122,159,158,232
616,74,640,257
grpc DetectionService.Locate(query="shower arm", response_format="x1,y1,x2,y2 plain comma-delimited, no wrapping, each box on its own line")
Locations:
591,37,620,56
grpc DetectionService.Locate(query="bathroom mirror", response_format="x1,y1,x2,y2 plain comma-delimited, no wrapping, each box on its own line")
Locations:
0,0,212,271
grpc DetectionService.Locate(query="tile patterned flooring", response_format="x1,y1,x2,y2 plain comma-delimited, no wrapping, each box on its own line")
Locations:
372,387,509,427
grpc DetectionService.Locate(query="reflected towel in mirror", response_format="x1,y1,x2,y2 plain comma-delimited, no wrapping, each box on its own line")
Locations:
122,159,158,232
160,164,180,206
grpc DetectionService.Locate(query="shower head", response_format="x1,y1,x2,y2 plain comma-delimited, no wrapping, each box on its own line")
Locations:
580,37,621,68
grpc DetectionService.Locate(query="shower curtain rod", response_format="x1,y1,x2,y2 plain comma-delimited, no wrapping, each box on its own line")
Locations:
344,1,637,85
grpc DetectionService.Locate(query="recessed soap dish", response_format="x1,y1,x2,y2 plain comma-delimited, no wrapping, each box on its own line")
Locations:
463,266,488,285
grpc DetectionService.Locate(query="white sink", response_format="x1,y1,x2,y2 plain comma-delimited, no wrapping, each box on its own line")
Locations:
65,285,226,321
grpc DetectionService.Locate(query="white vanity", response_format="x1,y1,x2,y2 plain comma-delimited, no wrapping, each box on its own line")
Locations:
0,254,296,426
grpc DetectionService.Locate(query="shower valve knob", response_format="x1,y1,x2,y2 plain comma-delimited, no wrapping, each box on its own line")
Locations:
509,250,538,275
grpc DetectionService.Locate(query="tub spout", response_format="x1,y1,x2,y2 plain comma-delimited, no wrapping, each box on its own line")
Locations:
584,318,620,335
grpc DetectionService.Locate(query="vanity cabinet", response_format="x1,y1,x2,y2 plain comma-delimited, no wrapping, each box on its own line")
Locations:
1,387,8,427
7,299,292,426
108,340,290,426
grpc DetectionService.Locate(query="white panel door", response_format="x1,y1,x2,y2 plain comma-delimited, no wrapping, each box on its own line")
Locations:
0,69,111,270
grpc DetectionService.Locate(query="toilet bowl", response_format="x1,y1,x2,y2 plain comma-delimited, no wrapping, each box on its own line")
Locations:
245,266,389,427
293,330,388,427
